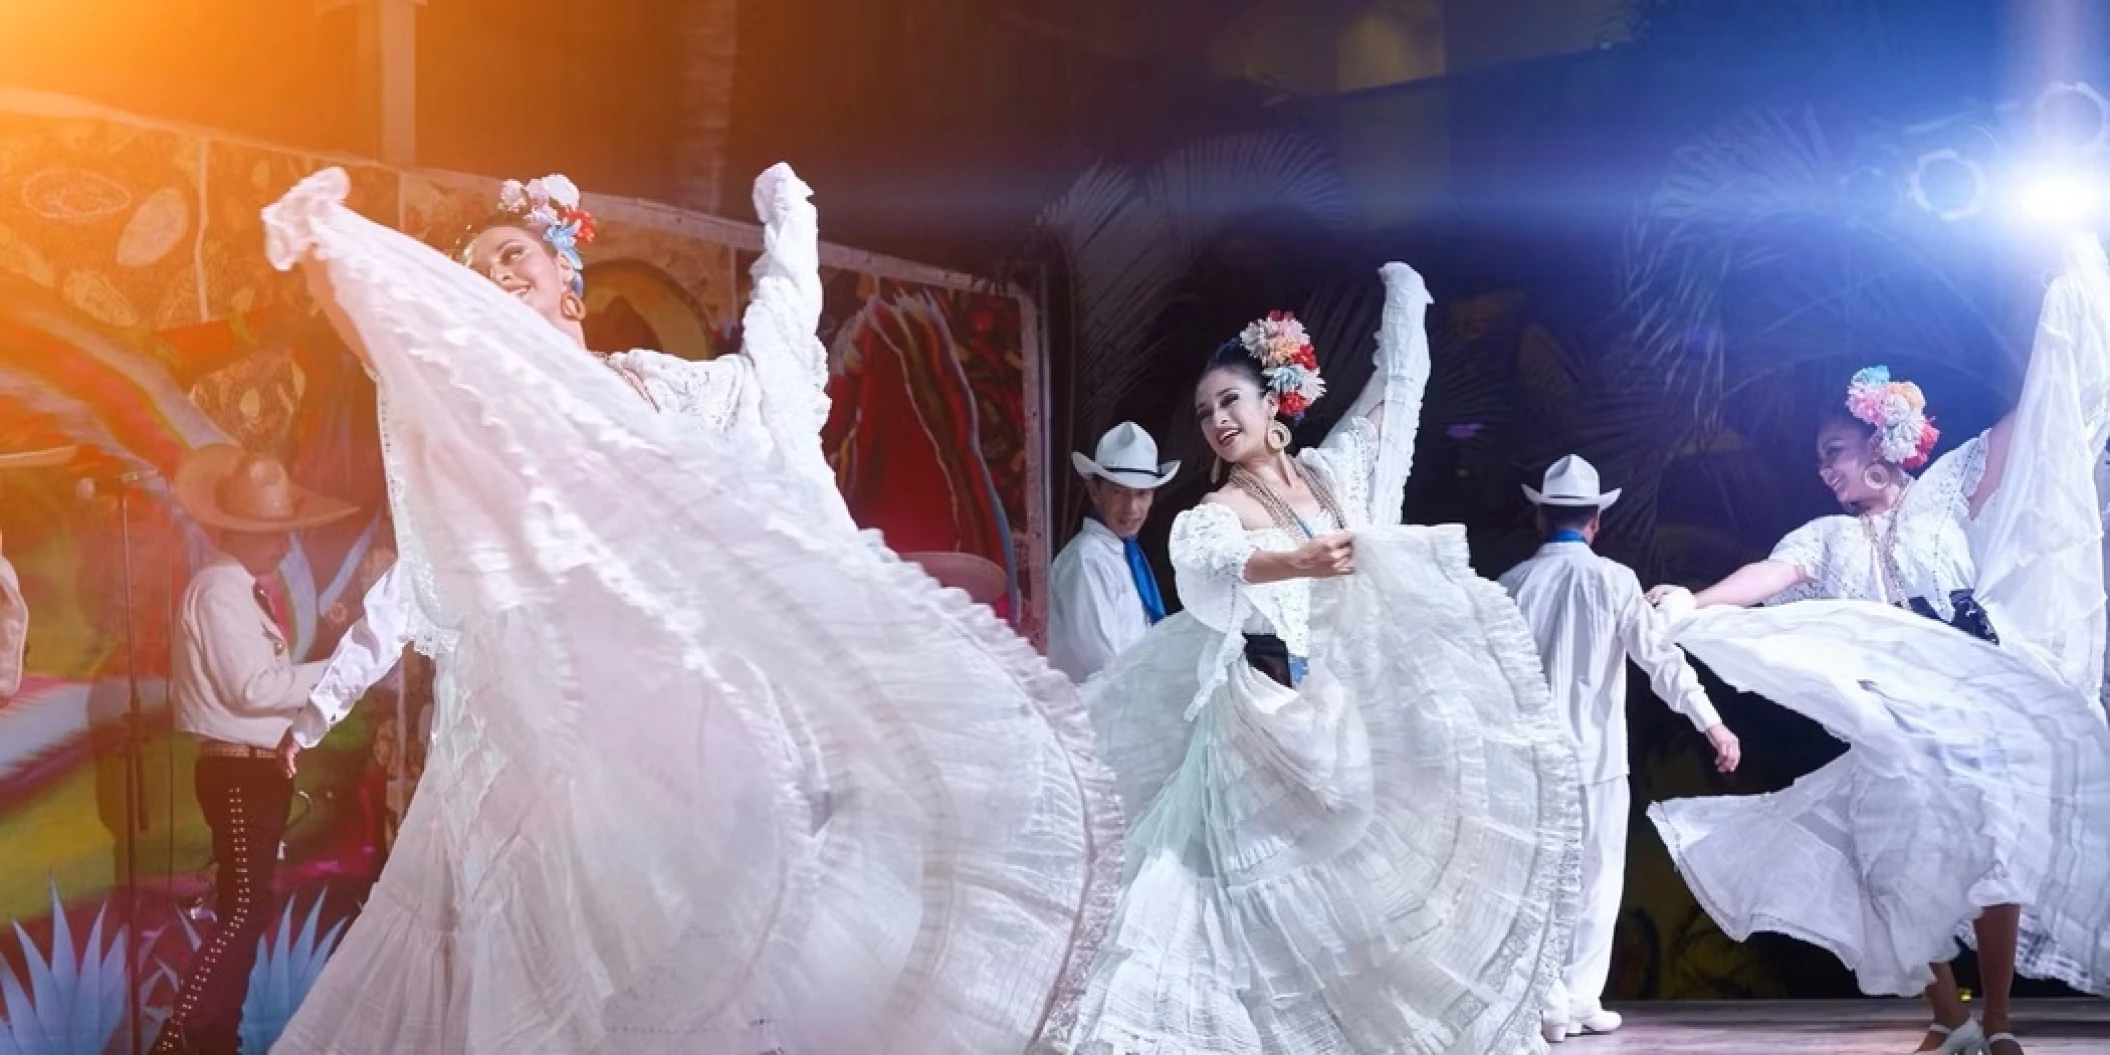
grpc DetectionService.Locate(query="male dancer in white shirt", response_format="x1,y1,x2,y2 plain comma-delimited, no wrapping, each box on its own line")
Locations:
1046,422,1177,681
1500,455,1741,1043
0,445,75,701
155,445,358,1055
0,531,23,703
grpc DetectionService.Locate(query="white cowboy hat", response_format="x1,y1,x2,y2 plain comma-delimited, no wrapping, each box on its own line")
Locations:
1071,422,1178,490
902,551,1008,606
1522,454,1621,509
174,444,359,533
0,445,77,471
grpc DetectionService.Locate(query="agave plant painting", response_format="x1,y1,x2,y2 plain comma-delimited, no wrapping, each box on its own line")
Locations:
238,894,348,1053
147,892,348,1053
0,879,125,1055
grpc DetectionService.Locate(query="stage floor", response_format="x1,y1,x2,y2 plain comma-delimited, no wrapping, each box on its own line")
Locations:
1582,999,2110,1053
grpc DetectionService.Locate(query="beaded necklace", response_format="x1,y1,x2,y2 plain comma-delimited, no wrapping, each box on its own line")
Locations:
1228,459,1346,538
1856,480,1913,606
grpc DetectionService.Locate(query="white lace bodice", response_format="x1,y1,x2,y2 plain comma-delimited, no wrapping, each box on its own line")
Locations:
1170,390,1398,657
1769,435,1989,617
1170,497,1342,656
606,349,756,436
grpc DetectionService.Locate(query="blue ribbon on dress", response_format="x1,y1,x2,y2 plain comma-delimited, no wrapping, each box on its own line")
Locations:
1549,529,1588,544
1093,514,1166,625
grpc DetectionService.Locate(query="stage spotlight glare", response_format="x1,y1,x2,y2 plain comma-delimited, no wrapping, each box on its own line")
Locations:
2013,169,2102,226
1839,165,1900,220
2035,82,2110,157
1910,148,1988,222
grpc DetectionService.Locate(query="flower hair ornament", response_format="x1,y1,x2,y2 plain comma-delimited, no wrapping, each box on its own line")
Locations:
460,173,599,294
1846,365,1940,469
1236,311,1327,420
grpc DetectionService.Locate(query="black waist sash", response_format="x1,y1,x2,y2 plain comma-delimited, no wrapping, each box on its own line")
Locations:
1906,589,1999,645
1242,633,1298,688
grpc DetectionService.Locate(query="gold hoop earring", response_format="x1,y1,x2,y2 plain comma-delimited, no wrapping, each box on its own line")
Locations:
1862,465,1892,491
560,291,587,321
1266,421,1292,452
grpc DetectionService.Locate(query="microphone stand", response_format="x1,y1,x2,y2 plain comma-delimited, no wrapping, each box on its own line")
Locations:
110,475,150,1055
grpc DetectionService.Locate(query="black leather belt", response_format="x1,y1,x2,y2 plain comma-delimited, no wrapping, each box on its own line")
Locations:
196,740,276,760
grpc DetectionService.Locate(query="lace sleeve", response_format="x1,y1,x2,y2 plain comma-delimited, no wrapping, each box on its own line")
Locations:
613,350,753,431
2060,233,2110,450
1765,517,1854,604
1915,434,1988,519
1769,519,1833,578
1314,262,1432,527
1170,503,1256,633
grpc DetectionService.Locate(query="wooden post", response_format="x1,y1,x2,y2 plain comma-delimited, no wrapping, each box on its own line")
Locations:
673,0,740,213
319,0,424,167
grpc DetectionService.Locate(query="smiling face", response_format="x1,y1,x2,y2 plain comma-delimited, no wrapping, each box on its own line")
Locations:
1194,364,1279,467
462,224,577,335
1088,477,1157,539
1815,416,1887,508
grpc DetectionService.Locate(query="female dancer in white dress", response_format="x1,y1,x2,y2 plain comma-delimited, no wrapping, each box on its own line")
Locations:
257,164,1120,1054
1047,263,1582,1054
1647,233,2110,1055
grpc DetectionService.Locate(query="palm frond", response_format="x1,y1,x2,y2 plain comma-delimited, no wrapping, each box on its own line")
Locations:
1038,131,1355,524
1621,104,2018,406
1045,132,1354,435
1426,292,1532,448
1606,95,2036,571
1292,269,1391,439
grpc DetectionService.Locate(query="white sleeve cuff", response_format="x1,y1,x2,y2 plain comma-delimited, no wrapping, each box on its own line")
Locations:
291,702,330,749
1687,697,1723,732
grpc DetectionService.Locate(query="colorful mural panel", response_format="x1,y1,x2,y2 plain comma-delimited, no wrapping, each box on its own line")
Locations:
0,95,1044,1051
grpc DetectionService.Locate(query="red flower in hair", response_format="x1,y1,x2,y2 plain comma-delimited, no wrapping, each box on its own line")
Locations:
563,206,599,246
1909,421,1941,469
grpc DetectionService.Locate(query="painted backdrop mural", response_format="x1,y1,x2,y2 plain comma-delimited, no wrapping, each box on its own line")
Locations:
0,93,1045,1052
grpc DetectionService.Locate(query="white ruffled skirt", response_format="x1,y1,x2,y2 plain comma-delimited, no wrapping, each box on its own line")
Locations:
260,168,1122,1054
1651,235,2110,997
1649,601,2110,996
1052,526,1581,1055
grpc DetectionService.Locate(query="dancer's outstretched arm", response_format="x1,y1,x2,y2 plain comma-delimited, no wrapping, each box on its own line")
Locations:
1970,232,2110,516
1648,560,1807,611
1317,262,1432,528
739,163,830,442
290,566,412,743
1331,262,1432,442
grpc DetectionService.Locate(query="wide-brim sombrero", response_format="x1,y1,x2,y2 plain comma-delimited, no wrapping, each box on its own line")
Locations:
174,444,359,533
0,445,77,472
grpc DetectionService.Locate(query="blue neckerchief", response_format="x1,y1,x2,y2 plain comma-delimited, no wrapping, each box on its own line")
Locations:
1091,515,1166,625
1549,529,1589,544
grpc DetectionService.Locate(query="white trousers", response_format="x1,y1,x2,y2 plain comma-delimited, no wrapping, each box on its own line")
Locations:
1563,777,1630,1020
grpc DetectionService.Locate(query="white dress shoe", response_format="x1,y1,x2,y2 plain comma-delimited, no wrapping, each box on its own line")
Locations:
1575,1009,1622,1035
